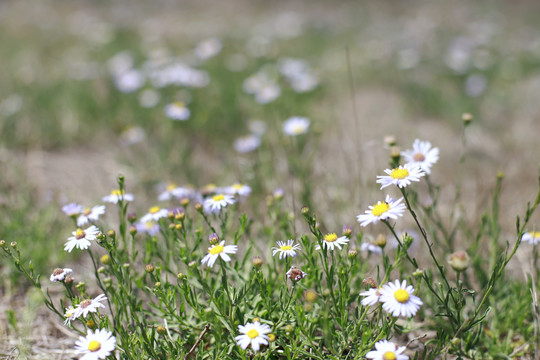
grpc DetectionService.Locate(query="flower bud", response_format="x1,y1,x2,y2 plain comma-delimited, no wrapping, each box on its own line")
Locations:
175,223,183,231
195,203,203,212
65,276,74,286
400,233,414,249
412,268,424,277
0,240,5,247
188,260,197,268
342,225,352,237
374,234,387,249
180,198,190,207
268,333,276,342
76,282,86,292
462,113,473,125
208,233,219,245
97,266,106,274
284,324,293,333
10,241,17,248
154,282,161,288
384,135,397,147
177,272,185,280
86,319,96,329
447,250,470,272
175,211,185,221
252,256,263,268
129,225,137,236
390,146,401,160
348,248,358,258
304,289,318,303
127,212,137,223
301,206,309,215
107,230,116,239
122,263,130,269
145,264,155,273
273,188,284,200
168,223,176,230
156,326,166,335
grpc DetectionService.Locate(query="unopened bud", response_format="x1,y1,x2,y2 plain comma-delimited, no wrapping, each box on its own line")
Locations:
180,198,190,207
175,211,185,221
301,206,309,215
304,289,318,303
168,223,176,230
175,223,183,231
195,203,203,212
10,241,17,248
177,272,185,280
127,212,137,223
145,264,155,273
107,230,116,239
284,324,293,333
156,326,166,335
208,233,219,245
252,256,263,268
268,333,276,342
390,146,401,160
129,225,137,236
188,260,197,268
86,319,96,329
447,250,470,272
462,113,473,125
348,248,358,258
384,135,397,146
374,234,387,248
154,282,161,288
342,225,352,237
0,240,5,247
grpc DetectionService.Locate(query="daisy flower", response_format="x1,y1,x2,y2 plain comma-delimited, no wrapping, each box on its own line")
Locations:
235,321,271,352
286,266,307,281
50,268,73,282
357,195,406,227
203,194,235,214
283,116,310,136
201,240,238,268
102,189,134,204
136,221,160,236
522,231,540,245
379,279,422,318
64,225,101,252
376,164,425,189
194,37,222,60
64,306,77,326
62,203,84,217
360,242,383,254
158,184,193,201
272,240,301,259
366,340,408,360
225,183,252,197
401,139,439,175
140,206,169,223
234,135,261,153
315,233,350,251
77,205,106,227
360,287,382,306
74,294,108,319
164,101,190,121
74,328,116,360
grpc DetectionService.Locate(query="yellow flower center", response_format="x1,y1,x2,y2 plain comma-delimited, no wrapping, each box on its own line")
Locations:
292,124,305,134
280,245,293,251
390,167,409,180
173,101,185,108
371,202,390,217
247,329,259,339
213,194,225,201
88,340,101,352
324,233,338,242
83,208,91,216
167,183,177,191
149,206,161,214
209,244,224,255
394,289,410,303
111,189,123,196
65,308,75,318
530,231,540,238
53,268,63,276
413,152,425,162
145,222,155,230
232,183,243,190
383,351,397,360
75,229,85,239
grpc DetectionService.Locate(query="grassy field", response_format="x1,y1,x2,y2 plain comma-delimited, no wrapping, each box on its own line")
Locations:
1,0,540,358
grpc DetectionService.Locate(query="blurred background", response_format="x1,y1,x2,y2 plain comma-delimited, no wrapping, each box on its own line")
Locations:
1,0,540,356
